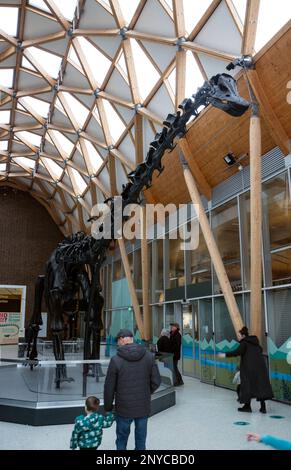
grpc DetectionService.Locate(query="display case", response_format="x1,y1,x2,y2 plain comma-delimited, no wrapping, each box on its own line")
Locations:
0,354,175,425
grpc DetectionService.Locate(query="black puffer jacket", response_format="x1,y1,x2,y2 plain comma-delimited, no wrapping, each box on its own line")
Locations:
157,335,171,353
226,335,273,403
104,343,161,418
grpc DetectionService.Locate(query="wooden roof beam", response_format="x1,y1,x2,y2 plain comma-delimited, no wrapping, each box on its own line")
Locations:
122,38,141,104
23,50,57,86
173,0,186,38
242,0,260,55
175,49,186,109
109,0,126,29
0,45,16,61
125,30,175,46
0,28,18,47
22,30,66,49
43,0,71,31
246,69,290,156
134,113,143,165
178,137,212,201
72,28,119,37
182,41,236,61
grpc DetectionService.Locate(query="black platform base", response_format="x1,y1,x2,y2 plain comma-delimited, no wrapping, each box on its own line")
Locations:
0,388,176,426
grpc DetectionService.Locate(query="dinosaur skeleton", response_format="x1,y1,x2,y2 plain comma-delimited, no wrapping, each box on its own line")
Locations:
26,73,249,386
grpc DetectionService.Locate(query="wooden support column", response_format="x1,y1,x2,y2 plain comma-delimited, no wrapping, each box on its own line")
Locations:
141,205,151,341
249,102,263,341
179,151,244,337
118,238,145,339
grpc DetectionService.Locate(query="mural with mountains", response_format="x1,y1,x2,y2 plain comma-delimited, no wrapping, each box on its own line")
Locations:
268,337,291,403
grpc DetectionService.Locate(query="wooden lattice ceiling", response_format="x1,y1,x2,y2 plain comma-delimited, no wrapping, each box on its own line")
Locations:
0,0,288,235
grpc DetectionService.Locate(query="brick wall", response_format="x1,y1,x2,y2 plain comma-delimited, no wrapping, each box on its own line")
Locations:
0,186,63,326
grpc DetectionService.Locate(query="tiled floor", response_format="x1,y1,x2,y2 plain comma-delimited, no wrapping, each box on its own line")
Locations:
0,376,290,450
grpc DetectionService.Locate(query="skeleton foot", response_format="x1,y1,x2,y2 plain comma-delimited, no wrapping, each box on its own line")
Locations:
24,358,39,369
54,376,75,384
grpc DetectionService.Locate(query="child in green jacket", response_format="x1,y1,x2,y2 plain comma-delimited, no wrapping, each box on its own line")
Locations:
70,396,115,450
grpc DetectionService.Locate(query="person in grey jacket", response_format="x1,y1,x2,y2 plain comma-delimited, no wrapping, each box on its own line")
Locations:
104,329,161,450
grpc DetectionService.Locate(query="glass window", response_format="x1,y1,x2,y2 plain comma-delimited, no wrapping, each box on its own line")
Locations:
165,303,175,329
168,236,185,289
214,296,242,389
212,198,241,294
152,305,164,344
152,239,164,303
133,248,142,304
113,259,123,281
189,224,211,284
263,173,291,285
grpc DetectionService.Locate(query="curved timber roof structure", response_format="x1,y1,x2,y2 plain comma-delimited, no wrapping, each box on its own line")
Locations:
0,0,290,234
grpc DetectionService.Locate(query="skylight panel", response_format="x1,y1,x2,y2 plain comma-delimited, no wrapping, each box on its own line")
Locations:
116,51,129,82
231,0,247,24
68,45,83,70
0,163,6,172
183,0,213,35
130,39,160,101
17,102,27,112
77,37,111,85
20,97,50,117
0,7,19,36
0,69,14,88
99,0,111,11
68,167,87,196
25,47,62,78
103,100,125,143
168,52,204,110
163,0,172,9
92,105,101,126
16,131,42,147
28,0,51,13
61,93,89,128
41,157,63,180
80,139,103,173
0,110,11,124
118,0,140,24
13,157,36,171
185,51,204,99
48,130,74,156
55,98,66,115
0,141,8,151
54,0,78,20
167,67,176,96
22,56,37,72
255,0,291,52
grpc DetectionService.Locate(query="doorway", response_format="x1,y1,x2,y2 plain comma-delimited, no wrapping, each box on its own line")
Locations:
181,301,200,378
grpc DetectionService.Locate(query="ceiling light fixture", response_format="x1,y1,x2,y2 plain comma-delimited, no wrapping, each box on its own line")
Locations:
223,152,236,166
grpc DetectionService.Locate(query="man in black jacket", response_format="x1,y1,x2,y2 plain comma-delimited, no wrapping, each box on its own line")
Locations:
170,322,184,386
104,329,161,450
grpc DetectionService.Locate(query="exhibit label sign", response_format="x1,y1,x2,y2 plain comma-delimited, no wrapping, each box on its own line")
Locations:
0,286,26,345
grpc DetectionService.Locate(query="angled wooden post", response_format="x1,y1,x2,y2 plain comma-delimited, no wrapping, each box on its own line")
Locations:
249,97,263,341
118,238,145,339
179,150,244,338
141,205,151,341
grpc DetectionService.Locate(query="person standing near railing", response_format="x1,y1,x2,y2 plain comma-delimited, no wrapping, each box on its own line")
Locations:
104,329,161,450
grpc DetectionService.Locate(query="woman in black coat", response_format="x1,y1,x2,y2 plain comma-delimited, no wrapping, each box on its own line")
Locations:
218,326,273,413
